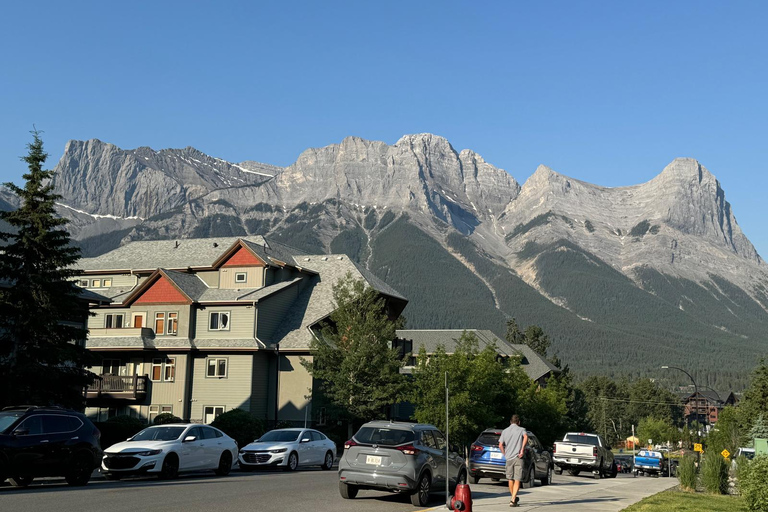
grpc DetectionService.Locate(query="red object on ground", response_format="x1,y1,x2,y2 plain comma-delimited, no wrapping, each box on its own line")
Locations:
450,484,472,511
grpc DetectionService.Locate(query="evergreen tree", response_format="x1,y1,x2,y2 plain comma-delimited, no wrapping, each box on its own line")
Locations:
738,359,768,437
302,273,405,423
0,131,93,408
505,318,525,344
523,324,551,358
748,414,768,446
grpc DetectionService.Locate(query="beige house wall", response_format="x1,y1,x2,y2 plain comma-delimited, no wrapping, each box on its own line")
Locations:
189,353,254,422
194,305,255,339
219,267,264,289
278,354,313,422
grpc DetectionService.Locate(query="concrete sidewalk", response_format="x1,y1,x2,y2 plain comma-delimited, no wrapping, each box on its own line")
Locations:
435,475,677,512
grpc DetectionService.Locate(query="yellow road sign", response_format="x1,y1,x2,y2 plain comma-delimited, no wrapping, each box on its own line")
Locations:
721,449,731,459
694,443,703,452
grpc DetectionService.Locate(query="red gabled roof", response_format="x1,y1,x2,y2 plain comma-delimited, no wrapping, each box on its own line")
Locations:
212,240,268,268
124,270,193,306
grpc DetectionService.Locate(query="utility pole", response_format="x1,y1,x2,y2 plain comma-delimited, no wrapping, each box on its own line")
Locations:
445,371,450,507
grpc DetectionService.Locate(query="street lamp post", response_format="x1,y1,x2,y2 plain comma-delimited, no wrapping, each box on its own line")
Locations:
661,365,706,428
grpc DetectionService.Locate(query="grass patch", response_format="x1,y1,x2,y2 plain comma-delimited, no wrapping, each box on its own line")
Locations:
621,488,746,512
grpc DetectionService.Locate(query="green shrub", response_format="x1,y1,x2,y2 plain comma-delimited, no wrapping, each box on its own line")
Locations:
677,455,697,491
95,415,146,449
740,455,768,511
700,454,728,494
210,409,265,447
153,413,182,425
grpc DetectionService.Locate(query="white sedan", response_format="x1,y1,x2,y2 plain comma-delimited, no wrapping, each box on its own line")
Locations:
239,428,336,471
102,424,237,479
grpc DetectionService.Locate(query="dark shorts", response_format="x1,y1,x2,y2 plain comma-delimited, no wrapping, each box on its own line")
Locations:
505,457,525,481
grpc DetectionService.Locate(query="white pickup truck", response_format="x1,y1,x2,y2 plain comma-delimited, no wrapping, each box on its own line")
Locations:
553,432,616,479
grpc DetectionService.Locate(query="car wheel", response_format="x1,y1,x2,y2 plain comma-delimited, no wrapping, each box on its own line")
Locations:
469,474,480,485
339,481,359,499
609,462,618,479
65,452,94,486
555,467,563,475
9,476,33,488
522,466,535,489
411,472,431,507
321,451,334,470
215,451,232,476
540,465,552,486
285,452,298,471
159,453,179,480
568,469,580,477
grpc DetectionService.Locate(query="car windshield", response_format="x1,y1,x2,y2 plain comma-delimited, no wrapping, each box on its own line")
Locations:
0,411,24,434
258,430,301,443
354,427,416,446
476,432,501,446
563,434,600,446
743,451,755,460
130,426,185,441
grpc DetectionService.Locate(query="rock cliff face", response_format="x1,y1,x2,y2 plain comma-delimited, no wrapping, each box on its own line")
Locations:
23,134,767,383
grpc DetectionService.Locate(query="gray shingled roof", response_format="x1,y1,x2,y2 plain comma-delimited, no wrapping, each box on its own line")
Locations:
271,255,408,350
196,278,303,303
162,269,208,301
395,329,560,382
241,239,305,268
77,236,271,271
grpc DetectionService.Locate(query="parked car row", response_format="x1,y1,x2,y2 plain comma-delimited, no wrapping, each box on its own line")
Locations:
1,406,338,488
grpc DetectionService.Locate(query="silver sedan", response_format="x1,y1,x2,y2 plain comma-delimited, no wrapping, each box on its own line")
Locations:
238,428,336,471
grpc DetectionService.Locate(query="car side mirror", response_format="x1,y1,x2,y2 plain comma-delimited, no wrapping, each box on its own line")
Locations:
301,438,310,443
184,435,197,443
13,428,29,436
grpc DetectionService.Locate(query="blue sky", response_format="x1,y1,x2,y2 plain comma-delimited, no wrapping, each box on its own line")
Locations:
1,1,766,256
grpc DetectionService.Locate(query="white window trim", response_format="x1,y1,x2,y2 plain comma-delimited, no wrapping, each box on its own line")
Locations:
105,313,125,329
154,311,179,336
205,358,228,378
234,272,247,283
203,405,225,424
208,311,231,331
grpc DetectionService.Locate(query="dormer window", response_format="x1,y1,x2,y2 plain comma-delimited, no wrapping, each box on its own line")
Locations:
209,312,230,331
235,272,247,284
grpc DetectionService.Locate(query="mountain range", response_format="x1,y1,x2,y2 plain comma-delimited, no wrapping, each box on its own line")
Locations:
2,134,766,389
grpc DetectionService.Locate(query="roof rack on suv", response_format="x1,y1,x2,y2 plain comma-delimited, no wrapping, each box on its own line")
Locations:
2,405,68,412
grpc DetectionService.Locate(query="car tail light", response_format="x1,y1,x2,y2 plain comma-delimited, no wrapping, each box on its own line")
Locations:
344,439,358,450
593,447,598,457
553,444,557,454
396,445,420,456
471,444,483,452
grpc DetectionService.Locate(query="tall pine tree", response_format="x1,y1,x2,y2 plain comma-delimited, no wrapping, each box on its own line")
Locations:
0,131,93,408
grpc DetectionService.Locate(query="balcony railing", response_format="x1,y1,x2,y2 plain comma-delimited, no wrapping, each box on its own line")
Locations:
88,327,155,338
86,374,149,401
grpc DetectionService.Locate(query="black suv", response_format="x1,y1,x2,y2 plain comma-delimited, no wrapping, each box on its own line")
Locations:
0,406,103,487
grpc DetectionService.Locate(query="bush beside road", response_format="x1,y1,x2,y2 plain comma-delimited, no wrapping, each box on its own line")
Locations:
620,488,746,512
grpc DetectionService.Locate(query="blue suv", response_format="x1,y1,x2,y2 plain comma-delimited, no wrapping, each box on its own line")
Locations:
468,428,553,488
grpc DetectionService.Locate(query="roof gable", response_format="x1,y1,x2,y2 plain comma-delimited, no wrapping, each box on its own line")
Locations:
213,240,268,268
127,271,193,305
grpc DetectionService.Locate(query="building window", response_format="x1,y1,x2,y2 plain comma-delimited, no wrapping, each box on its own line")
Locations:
204,406,225,424
103,278,113,287
235,272,247,283
150,358,175,382
149,404,173,424
79,279,89,287
208,311,230,331
105,313,125,329
206,358,227,378
102,359,122,375
92,279,101,288
154,312,178,336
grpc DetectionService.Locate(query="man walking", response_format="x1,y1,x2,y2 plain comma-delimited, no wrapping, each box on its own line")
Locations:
499,415,528,507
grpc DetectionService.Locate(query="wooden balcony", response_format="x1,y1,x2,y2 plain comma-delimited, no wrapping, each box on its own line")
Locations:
86,374,149,401
88,327,155,338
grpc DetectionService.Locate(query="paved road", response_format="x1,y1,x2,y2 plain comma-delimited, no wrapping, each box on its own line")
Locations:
0,468,676,512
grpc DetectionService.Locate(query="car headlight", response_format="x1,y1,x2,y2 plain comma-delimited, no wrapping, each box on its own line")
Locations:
270,448,287,454
133,449,163,456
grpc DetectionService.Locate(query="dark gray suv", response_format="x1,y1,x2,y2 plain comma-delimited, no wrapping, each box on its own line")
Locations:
338,421,467,507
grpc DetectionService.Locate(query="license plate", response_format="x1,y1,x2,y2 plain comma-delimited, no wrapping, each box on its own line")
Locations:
569,458,578,463
491,452,504,460
366,455,382,465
